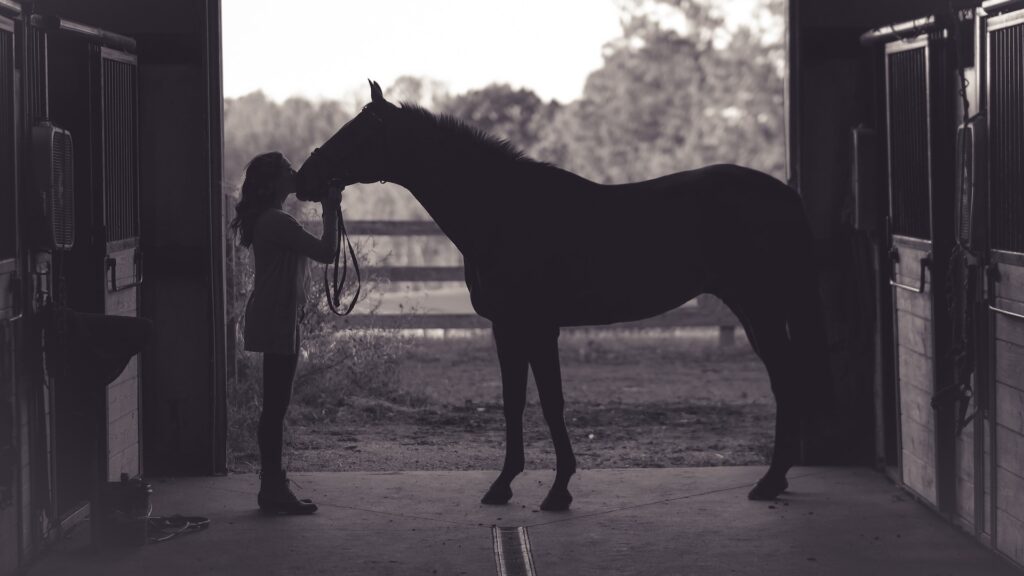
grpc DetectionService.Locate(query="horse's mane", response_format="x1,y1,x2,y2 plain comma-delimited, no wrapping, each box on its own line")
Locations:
398,103,548,168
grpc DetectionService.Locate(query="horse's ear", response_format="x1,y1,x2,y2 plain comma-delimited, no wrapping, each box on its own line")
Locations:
369,79,384,103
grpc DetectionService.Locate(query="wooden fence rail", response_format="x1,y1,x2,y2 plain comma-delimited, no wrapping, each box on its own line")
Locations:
335,220,741,344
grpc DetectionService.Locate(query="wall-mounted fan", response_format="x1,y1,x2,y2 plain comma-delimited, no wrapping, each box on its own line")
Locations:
32,122,74,251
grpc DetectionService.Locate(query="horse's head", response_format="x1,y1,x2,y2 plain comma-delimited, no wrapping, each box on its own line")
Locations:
296,80,397,201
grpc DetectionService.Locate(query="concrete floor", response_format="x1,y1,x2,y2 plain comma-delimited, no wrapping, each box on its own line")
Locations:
24,466,1021,576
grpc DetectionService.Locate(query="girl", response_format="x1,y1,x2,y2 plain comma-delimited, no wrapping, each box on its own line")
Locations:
230,151,341,515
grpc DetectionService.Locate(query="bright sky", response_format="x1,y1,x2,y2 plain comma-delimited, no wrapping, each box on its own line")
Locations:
223,0,768,105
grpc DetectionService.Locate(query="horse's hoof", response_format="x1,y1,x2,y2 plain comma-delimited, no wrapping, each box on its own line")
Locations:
540,488,573,511
481,483,513,505
748,476,789,501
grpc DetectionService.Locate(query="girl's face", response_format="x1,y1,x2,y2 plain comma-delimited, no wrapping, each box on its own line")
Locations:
274,165,298,203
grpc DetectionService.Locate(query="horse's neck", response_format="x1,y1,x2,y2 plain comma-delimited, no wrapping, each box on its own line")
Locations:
395,170,493,258
393,143,597,257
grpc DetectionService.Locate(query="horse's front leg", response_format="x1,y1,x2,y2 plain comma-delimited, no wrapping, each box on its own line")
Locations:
529,324,576,511
481,322,529,505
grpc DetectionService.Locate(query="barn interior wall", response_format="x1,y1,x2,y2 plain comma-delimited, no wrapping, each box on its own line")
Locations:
31,0,226,475
793,0,1024,569
0,0,222,571
791,0,972,466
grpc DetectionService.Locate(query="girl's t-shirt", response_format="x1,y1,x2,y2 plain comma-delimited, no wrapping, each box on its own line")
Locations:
243,208,335,354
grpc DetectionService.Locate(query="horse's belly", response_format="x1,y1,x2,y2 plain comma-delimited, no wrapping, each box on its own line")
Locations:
467,260,699,327
553,298,687,327
540,258,705,326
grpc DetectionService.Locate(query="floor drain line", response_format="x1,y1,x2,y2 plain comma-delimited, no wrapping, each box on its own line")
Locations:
492,526,537,576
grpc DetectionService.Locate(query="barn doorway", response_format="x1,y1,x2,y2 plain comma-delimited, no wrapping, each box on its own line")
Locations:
220,0,791,481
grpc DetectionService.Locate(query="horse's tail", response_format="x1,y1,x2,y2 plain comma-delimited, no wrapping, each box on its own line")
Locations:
784,211,833,405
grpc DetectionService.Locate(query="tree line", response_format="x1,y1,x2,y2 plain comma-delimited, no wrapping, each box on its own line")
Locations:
223,0,786,223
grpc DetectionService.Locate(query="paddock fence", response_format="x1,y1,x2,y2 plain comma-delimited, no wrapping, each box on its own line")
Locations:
334,220,742,345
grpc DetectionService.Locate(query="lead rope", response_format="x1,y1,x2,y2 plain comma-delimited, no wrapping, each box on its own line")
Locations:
324,204,361,316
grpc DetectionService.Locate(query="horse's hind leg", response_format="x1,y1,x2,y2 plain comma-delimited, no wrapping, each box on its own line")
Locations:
482,322,530,505
737,305,803,500
528,324,576,511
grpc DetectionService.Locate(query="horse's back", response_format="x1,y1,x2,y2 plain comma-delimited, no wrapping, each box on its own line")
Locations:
631,164,798,214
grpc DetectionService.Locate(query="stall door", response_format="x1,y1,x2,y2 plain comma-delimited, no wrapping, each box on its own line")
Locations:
96,47,141,483
884,32,957,511
986,7,1024,566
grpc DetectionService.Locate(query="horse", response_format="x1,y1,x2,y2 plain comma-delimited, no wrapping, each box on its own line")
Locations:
297,80,831,511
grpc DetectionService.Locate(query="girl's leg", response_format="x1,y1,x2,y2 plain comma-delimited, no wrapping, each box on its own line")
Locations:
257,351,316,514
258,352,298,473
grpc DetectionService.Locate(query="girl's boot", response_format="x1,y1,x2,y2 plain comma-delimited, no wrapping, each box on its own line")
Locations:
258,470,318,515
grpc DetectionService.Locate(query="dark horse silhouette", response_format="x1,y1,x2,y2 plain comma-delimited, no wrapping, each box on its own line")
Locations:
298,80,830,510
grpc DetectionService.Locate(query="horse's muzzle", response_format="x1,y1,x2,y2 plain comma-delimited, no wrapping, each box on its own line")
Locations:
294,169,324,202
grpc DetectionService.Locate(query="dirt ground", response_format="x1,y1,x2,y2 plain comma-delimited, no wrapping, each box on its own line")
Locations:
271,331,777,475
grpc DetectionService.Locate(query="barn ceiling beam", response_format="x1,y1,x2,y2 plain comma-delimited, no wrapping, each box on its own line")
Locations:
29,13,135,52
0,0,19,18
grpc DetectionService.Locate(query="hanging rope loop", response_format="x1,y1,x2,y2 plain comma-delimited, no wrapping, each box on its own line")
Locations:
323,203,361,316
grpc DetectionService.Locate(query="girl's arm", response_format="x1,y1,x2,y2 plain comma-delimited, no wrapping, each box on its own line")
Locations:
263,203,339,264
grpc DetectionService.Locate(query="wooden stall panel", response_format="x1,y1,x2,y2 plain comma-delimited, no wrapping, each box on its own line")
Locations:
898,347,933,422
105,245,140,297
893,242,937,505
106,358,137,421
994,260,1024,564
106,407,139,481
956,420,976,529
996,431,1024,564
996,369,1024,439
105,284,138,481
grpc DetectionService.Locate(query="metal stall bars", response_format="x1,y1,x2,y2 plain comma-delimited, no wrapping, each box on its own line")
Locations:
100,48,140,297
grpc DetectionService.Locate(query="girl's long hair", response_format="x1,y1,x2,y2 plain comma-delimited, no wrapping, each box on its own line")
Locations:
230,152,289,248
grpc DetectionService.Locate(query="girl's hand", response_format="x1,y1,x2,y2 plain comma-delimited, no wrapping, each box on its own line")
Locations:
320,183,343,208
